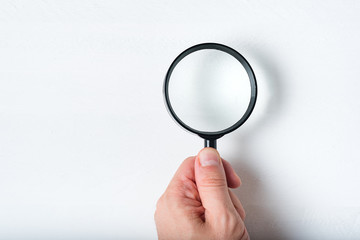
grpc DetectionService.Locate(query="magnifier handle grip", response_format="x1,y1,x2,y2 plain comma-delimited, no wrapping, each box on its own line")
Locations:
204,139,217,149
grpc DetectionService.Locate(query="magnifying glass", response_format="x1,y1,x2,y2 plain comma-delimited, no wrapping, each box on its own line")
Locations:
163,43,257,149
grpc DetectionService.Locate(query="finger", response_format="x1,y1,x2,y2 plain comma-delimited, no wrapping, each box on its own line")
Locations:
222,158,241,189
168,156,239,194
228,189,246,221
165,156,195,195
194,148,235,218
169,156,196,184
241,228,250,240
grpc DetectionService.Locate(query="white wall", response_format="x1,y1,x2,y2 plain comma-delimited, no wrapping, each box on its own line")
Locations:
1,1,359,239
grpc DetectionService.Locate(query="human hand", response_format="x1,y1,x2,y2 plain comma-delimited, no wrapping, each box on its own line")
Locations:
155,147,249,240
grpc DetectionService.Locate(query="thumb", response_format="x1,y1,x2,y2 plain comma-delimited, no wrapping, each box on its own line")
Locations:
195,148,234,218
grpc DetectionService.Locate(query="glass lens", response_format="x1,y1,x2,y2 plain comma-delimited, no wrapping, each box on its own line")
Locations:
168,49,251,132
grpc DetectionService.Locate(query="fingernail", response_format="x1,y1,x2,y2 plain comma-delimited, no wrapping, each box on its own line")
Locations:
198,148,220,166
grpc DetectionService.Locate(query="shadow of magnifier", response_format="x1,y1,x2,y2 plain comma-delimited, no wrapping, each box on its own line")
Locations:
163,43,257,149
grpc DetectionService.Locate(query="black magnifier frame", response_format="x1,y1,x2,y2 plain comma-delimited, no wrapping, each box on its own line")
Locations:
163,43,257,149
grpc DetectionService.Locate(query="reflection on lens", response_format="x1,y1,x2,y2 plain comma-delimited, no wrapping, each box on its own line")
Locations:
168,49,251,132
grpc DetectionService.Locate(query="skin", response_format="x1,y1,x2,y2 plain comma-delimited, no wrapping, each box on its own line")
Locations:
155,148,249,240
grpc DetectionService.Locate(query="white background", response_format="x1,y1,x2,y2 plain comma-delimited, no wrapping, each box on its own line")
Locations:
0,1,360,239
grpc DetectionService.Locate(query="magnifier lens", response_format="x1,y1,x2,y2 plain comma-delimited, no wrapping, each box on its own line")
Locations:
164,43,257,148
168,49,251,132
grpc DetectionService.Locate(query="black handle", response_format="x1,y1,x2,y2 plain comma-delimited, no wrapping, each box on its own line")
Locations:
204,139,217,149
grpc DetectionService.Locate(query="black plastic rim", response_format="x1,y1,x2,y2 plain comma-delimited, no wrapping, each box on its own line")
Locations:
163,42,257,141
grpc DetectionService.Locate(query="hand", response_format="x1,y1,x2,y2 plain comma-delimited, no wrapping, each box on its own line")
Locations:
155,148,249,240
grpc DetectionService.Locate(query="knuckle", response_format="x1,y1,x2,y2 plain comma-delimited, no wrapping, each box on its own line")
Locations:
153,208,158,221
242,210,246,220
155,191,176,213
155,195,164,210
154,198,163,220
240,228,250,240
217,211,238,227
236,206,246,220
214,212,245,238
154,193,168,218
226,213,239,228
